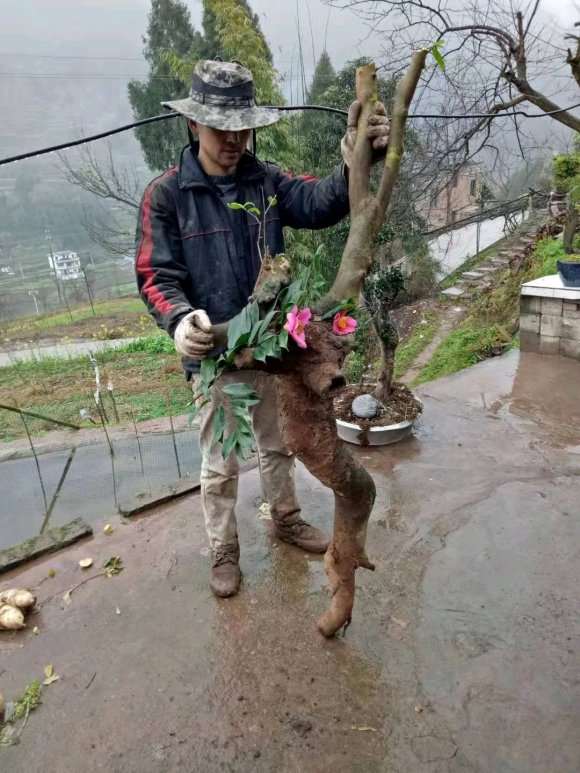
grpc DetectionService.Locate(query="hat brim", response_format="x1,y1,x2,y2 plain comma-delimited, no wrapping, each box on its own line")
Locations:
162,98,281,131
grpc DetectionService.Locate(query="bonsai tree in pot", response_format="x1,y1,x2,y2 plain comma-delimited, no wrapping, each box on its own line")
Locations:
333,261,423,443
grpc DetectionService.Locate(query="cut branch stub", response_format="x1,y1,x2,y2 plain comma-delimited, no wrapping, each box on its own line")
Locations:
318,49,429,314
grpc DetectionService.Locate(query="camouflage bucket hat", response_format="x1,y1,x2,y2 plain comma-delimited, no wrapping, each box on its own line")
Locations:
162,59,281,131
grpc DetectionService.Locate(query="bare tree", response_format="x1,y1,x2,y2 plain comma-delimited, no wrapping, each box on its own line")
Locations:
59,143,141,255
329,0,579,210
330,0,579,129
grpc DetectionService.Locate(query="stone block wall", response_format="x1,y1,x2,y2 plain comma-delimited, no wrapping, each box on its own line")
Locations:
520,294,580,359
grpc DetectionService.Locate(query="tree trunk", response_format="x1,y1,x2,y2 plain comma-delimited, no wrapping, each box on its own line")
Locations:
563,207,579,254
372,313,399,404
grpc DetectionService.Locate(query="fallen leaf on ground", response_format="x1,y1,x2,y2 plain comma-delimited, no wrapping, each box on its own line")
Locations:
115,607,121,615
391,616,409,629
62,590,72,607
79,558,93,569
47,569,56,578
32,626,39,635
103,557,124,577
43,664,60,686
351,726,377,732
103,524,114,536
257,502,272,520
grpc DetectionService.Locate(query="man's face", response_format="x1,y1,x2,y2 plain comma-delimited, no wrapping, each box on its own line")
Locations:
191,121,251,174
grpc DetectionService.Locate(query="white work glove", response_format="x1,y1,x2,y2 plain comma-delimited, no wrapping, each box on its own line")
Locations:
341,100,390,169
173,310,214,359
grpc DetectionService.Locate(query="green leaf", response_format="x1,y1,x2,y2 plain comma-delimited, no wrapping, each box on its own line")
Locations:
249,304,279,346
278,329,289,350
200,357,218,387
320,302,345,320
267,195,278,208
222,432,238,460
254,335,282,363
242,201,260,215
431,41,445,72
320,298,358,320
189,398,209,420
222,383,258,400
212,405,226,445
280,279,304,311
237,397,261,408
228,202,246,211
227,302,259,351
248,319,264,346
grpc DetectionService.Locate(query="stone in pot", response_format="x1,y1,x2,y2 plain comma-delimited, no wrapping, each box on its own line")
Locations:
351,393,381,420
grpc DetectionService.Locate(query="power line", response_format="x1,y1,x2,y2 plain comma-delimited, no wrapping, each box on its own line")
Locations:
0,73,159,80
0,53,145,61
1,100,579,168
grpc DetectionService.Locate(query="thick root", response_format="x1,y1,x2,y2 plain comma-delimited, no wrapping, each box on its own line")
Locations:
317,542,375,638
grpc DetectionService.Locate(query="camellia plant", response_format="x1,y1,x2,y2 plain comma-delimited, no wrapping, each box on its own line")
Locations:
191,262,357,461
194,51,435,637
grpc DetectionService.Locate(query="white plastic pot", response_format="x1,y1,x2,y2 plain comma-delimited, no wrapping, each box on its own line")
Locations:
336,399,422,446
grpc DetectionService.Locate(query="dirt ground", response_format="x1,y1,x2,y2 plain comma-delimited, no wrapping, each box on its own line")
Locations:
1,350,579,772
390,298,437,340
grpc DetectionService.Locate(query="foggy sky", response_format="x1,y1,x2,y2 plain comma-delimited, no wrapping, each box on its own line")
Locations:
0,0,577,158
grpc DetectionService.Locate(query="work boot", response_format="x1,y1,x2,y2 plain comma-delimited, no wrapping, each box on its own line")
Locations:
273,518,329,554
210,544,241,598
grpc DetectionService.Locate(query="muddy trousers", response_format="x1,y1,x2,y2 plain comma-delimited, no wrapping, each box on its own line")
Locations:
196,371,301,551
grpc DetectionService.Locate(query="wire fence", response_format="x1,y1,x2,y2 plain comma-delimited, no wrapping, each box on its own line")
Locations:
0,398,202,556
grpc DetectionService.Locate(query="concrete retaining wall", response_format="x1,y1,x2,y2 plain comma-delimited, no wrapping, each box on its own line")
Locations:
520,274,580,360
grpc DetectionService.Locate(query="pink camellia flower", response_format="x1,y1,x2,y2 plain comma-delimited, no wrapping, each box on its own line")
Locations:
332,310,358,336
284,305,312,349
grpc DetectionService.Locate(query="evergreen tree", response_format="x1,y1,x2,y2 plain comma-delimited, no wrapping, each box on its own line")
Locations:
307,51,335,103
202,0,273,64
128,0,204,171
163,0,292,166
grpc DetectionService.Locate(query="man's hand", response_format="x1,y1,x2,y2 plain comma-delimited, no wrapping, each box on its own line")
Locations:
174,310,214,359
341,100,390,168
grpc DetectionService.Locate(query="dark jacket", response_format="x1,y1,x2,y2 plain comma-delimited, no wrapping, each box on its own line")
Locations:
135,143,350,373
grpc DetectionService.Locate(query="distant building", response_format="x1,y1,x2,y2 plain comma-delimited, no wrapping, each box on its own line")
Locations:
421,163,485,230
48,251,82,281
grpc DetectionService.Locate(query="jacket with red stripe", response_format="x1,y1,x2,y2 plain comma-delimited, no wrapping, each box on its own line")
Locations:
135,143,349,373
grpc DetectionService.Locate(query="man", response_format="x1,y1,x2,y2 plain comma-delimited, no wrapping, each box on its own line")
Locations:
136,60,389,598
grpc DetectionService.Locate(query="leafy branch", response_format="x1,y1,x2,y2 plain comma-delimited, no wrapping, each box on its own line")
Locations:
191,275,309,460
228,195,278,263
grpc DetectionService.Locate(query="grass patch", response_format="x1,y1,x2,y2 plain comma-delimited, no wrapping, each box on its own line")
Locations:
120,333,176,354
394,311,440,378
414,322,511,384
0,340,191,442
416,236,571,384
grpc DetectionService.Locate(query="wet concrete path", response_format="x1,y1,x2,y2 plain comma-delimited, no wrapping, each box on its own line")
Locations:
0,337,135,368
1,351,579,772
0,430,202,551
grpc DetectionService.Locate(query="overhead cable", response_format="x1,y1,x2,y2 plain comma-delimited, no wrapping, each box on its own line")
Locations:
1,101,579,168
